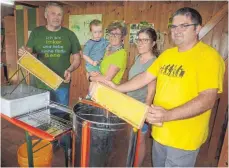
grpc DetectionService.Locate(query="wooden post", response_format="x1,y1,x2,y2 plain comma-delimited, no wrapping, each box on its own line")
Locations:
36,8,39,26
218,128,228,167
133,130,141,167
23,7,30,85
199,3,228,40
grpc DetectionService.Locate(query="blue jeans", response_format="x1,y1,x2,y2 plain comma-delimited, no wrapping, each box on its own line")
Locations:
50,87,69,118
50,87,69,106
50,87,71,149
141,123,149,133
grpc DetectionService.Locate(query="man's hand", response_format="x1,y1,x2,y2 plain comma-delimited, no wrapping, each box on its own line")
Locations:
146,105,169,124
18,46,34,57
64,70,71,83
18,46,27,57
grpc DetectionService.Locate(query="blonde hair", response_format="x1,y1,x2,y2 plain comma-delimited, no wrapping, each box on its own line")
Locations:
89,19,102,31
107,21,127,37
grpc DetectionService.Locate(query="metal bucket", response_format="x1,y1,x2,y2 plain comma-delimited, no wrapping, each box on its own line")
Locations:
73,100,131,167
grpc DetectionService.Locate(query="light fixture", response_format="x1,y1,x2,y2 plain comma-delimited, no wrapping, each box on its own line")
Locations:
0,0,14,5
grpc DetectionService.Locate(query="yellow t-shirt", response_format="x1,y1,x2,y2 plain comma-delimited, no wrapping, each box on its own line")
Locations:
100,49,127,84
147,41,225,150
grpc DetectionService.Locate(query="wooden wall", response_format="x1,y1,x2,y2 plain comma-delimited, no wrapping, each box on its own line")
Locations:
3,1,228,167
3,16,17,83
218,128,228,167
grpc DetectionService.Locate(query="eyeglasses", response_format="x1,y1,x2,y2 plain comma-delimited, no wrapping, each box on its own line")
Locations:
168,23,198,32
135,38,151,44
108,33,122,38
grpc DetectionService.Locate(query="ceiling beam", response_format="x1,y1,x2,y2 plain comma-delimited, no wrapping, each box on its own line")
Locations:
15,1,48,7
199,3,228,40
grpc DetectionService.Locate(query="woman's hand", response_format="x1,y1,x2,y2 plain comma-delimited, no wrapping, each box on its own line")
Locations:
89,73,104,83
90,71,100,77
92,61,99,66
102,80,118,89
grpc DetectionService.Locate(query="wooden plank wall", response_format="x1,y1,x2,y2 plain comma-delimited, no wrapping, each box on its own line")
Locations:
3,16,17,83
4,1,227,166
218,128,228,167
196,3,228,166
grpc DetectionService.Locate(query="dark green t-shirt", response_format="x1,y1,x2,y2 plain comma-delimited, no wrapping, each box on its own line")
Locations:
27,26,81,90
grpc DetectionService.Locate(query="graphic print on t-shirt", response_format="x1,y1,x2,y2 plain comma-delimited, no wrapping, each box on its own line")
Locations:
41,36,66,58
159,64,185,78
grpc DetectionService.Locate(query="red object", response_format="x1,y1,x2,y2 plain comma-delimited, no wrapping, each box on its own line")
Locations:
1,113,71,141
133,130,141,167
81,99,103,109
81,121,91,167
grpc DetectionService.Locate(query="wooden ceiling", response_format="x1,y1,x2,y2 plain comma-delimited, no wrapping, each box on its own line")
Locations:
15,1,95,7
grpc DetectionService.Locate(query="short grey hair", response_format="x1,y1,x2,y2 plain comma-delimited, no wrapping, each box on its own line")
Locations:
107,21,127,37
45,2,63,16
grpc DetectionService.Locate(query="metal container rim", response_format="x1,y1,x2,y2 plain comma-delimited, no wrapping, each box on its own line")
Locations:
74,113,127,126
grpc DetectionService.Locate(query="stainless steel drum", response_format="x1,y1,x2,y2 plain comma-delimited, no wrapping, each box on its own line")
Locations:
73,100,131,167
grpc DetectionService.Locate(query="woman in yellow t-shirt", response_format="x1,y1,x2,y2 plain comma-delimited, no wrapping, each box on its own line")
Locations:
88,21,127,85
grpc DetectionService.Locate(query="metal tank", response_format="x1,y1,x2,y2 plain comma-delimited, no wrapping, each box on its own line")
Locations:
73,100,131,167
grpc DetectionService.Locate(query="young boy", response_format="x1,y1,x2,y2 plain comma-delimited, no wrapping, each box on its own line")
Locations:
83,19,109,98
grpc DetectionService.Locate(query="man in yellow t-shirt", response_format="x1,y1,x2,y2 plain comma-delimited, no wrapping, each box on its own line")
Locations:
106,7,225,167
